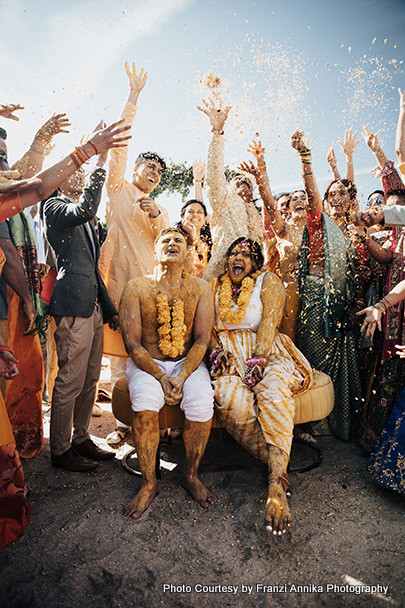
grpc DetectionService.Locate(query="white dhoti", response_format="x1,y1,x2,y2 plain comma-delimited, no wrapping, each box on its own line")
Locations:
126,357,214,423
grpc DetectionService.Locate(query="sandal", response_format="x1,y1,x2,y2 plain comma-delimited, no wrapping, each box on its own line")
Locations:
106,427,131,447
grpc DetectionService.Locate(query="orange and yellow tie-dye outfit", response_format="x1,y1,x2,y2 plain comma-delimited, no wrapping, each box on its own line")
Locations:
211,272,312,461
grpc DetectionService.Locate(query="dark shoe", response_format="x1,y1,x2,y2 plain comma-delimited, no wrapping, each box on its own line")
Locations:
73,439,115,461
51,447,99,472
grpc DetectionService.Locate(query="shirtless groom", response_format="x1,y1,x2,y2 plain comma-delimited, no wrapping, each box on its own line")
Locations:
119,227,217,519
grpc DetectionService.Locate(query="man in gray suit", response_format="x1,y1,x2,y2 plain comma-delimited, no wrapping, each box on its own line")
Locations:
43,156,118,472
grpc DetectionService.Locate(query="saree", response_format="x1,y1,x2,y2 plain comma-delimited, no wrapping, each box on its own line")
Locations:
357,227,405,452
5,213,46,458
297,213,363,441
368,384,405,496
0,248,31,548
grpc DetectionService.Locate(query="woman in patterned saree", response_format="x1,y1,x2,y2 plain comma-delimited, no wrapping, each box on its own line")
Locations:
210,237,312,536
356,127,405,452
291,130,367,441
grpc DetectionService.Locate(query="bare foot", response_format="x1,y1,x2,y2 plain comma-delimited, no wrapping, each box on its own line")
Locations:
265,481,291,536
182,475,217,508
124,483,157,520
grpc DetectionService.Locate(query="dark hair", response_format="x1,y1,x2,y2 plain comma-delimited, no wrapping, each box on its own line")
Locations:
180,199,208,217
134,151,166,173
225,237,264,272
0,127,7,140
276,192,291,201
324,179,357,202
385,189,405,204
368,189,384,198
176,199,213,261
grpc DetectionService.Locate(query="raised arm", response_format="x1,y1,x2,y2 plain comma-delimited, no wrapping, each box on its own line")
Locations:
395,88,405,166
12,113,71,178
326,147,341,180
291,130,322,215
0,104,24,121
338,127,362,182
363,125,404,192
239,139,286,237
0,170,41,195
106,62,147,203
193,158,205,202
197,97,231,215
16,119,131,210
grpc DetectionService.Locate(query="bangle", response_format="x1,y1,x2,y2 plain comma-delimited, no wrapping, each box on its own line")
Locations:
381,296,391,310
88,140,99,155
35,129,52,143
157,371,167,382
70,152,82,169
209,347,222,364
74,145,91,164
302,172,313,177
29,144,44,155
211,129,224,135
194,179,202,183
373,301,387,314
0,346,14,354
246,356,267,367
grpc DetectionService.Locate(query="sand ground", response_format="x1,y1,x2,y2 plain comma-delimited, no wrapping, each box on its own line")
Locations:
1,364,403,608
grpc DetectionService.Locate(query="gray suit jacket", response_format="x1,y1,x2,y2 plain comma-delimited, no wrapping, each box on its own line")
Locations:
43,168,117,322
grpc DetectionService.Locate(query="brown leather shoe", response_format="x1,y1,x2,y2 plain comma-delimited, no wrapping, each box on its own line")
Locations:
73,439,115,461
51,447,99,472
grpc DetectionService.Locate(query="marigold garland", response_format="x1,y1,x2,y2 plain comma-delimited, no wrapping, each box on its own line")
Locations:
218,270,261,324
156,293,187,358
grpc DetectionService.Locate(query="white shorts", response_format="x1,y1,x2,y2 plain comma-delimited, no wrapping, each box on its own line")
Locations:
126,357,214,423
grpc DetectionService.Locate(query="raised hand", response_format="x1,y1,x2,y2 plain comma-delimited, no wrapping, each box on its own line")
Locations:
247,139,266,166
399,88,405,106
238,160,261,181
124,62,147,95
339,127,362,156
193,158,206,183
327,146,337,167
0,104,24,121
0,170,41,194
362,125,380,152
87,119,131,155
93,120,108,167
291,130,308,153
39,113,71,137
197,97,232,133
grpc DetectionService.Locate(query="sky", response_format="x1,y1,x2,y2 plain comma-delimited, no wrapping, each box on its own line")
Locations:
1,0,404,220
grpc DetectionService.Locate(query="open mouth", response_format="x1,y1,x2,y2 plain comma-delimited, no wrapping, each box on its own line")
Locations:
294,204,304,213
166,247,178,255
232,261,245,276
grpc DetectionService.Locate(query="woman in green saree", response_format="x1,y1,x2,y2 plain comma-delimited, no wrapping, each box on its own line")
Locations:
291,131,368,441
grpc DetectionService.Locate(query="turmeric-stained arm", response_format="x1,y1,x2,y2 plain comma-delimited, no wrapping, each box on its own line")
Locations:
174,281,214,387
198,98,231,218
254,273,286,358
119,279,164,381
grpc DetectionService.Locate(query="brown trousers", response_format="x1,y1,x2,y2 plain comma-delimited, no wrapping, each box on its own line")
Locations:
50,303,103,456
